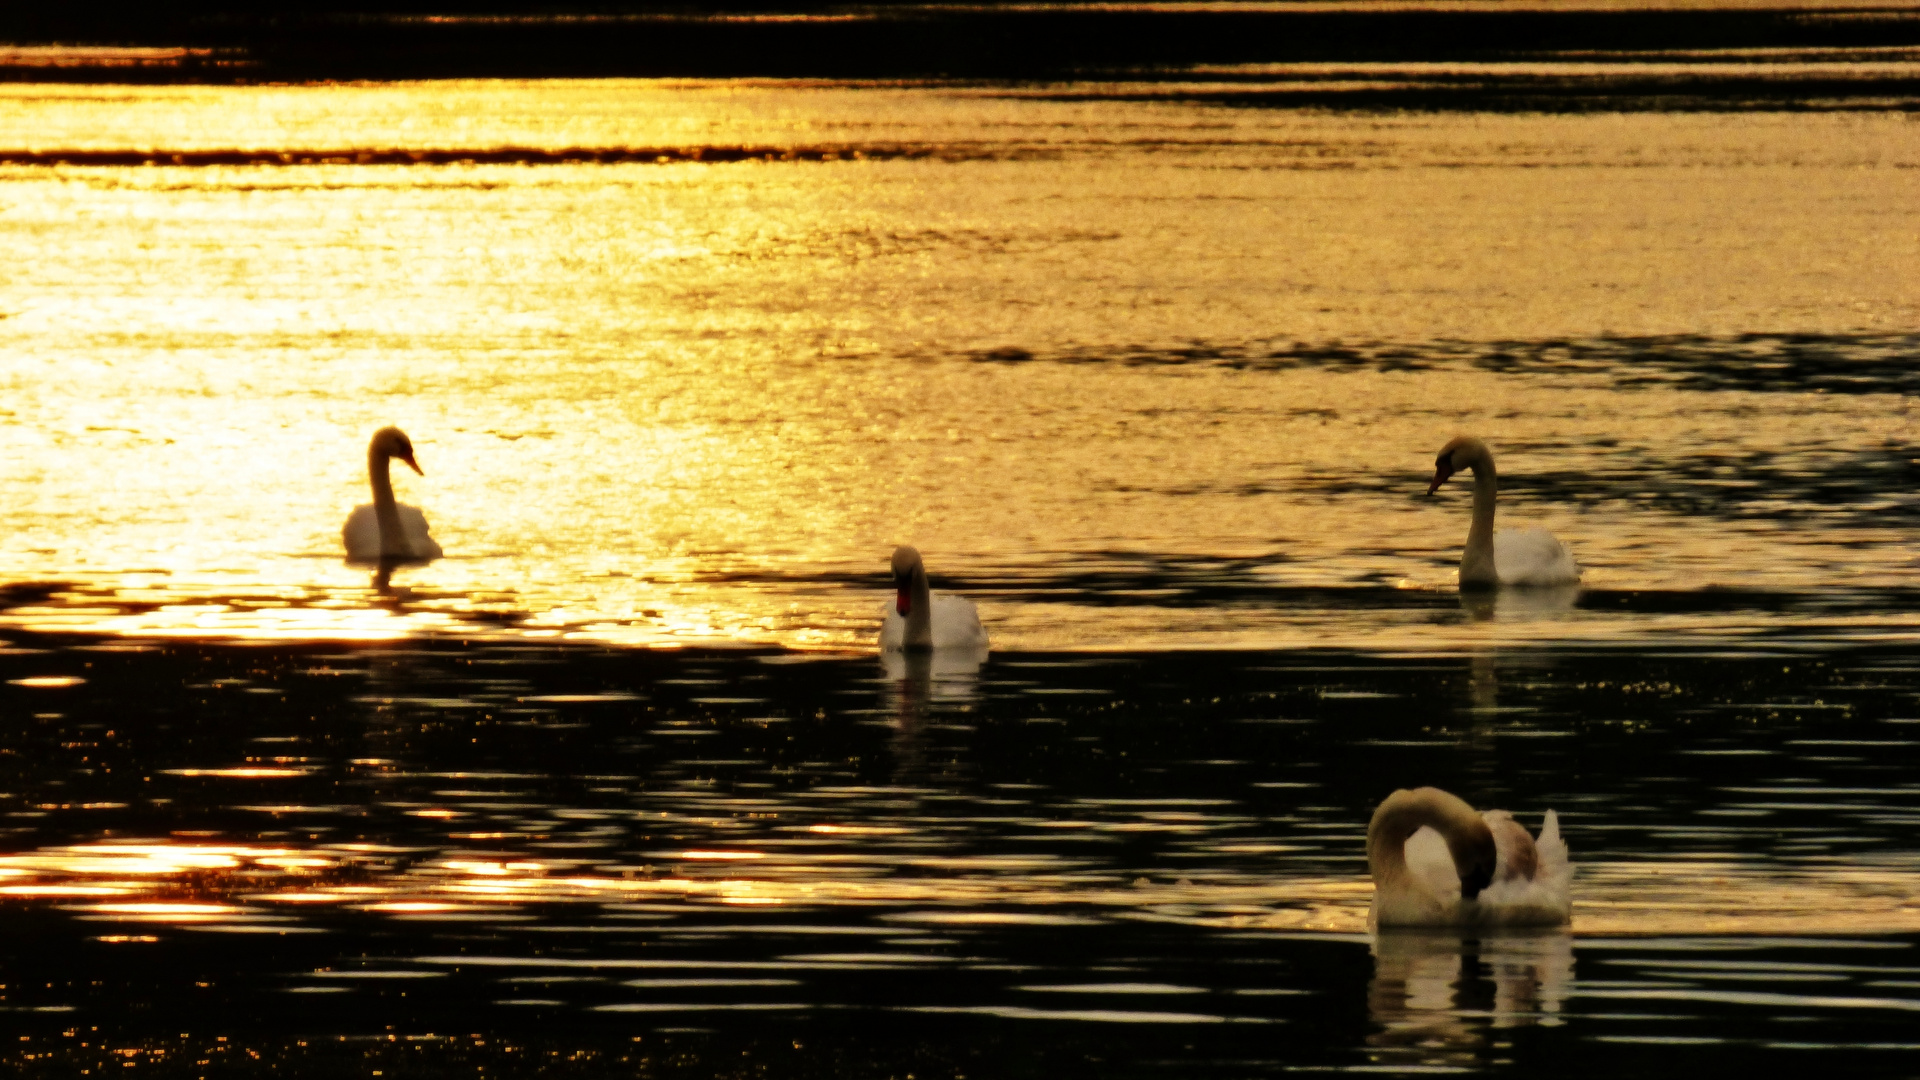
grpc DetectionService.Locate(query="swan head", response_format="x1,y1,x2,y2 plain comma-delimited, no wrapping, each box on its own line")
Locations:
370,426,423,475
891,546,925,616
1427,435,1489,495
1450,822,1498,901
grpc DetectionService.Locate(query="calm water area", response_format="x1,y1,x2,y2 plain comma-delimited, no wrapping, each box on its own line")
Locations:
0,71,1918,1074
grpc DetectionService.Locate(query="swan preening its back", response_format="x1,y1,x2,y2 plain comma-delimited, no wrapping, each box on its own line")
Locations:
1368,787,1571,928
879,545,989,652
1428,436,1580,589
343,426,443,564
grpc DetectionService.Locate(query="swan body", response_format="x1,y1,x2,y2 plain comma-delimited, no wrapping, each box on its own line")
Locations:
879,546,989,652
1368,787,1571,929
343,426,443,563
1428,436,1579,589
343,503,440,561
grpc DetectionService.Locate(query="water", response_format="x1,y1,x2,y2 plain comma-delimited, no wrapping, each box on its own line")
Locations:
5,639,1920,1074
3,79,1918,648
1,74,1919,1074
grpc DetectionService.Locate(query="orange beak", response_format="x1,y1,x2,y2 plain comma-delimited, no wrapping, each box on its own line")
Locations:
1426,464,1453,496
399,452,423,476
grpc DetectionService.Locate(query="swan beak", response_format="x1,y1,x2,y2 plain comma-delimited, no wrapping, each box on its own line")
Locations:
1426,465,1453,495
398,453,423,476
895,589,911,617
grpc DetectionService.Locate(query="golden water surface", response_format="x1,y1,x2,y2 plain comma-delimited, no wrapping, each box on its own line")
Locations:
1,80,1915,649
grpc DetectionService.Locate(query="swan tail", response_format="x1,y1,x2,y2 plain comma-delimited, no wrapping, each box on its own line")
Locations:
1535,809,1574,918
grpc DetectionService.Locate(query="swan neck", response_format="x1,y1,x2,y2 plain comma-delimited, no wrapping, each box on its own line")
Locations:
369,448,407,558
1367,788,1487,892
1461,457,1498,587
904,567,933,648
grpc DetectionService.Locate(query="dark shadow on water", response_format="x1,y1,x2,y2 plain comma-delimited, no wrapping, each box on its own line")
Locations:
970,332,1920,398
7,5,1920,91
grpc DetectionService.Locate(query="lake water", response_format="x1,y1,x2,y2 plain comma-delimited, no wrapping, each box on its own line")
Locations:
1,74,1919,1075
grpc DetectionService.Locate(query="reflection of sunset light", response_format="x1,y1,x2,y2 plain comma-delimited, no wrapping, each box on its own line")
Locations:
443,860,547,876
805,825,907,835
8,676,85,688
679,851,765,860
69,903,246,922
162,768,313,778
249,888,386,903
0,885,134,896
410,810,462,819
82,903,240,914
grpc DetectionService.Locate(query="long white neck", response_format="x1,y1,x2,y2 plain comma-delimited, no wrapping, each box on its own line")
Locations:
369,448,407,558
903,567,933,649
1460,455,1498,588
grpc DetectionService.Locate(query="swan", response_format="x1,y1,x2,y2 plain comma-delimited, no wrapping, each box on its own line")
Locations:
1427,436,1580,588
879,546,989,652
1367,786,1570,929
342,426,443,563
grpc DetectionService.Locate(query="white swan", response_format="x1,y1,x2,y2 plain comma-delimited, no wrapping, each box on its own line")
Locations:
342,427,443,563
1427,436,1579,588
879,546,989,652
1368,787,1570,929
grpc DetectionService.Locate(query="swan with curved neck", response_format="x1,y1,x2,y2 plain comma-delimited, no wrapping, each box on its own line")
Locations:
879,546,988,652
342,427,443,563
1368,786,1570,928
1427,436,1579,589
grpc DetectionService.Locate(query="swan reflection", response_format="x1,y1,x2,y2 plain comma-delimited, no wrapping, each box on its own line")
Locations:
880,645,986,782
879,644,987,688
1459,583,1581,623
1366,930,1572,1071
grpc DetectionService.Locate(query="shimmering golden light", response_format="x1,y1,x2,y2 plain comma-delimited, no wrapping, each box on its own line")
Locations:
805,825,908,836
0,837,1910,936
0,83,1912,652
161,768,313,778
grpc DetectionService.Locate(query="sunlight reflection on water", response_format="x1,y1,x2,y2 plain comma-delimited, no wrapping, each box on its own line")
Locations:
0,82,1916,650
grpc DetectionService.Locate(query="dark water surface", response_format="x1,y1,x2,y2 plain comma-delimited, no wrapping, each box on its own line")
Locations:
4,634,1920,1075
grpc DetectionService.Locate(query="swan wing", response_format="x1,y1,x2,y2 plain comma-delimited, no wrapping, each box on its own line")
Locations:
929,593,989,650
878,603,906,651
1473,809,1572,925
342,503,441,561
1493,528,1580,587
1483,809,1539,884
396,504,443,559
343,505,380,559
